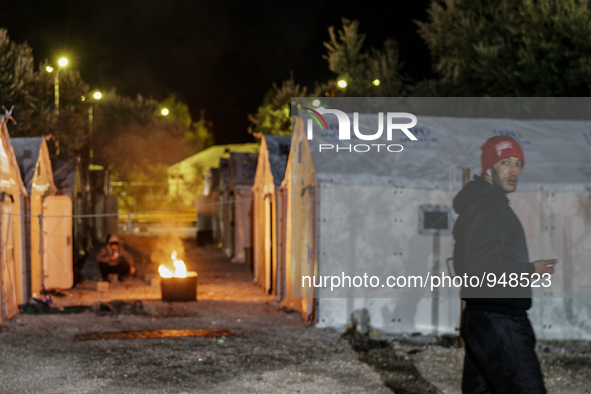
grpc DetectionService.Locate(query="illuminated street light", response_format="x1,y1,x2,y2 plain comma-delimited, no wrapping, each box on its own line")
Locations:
373,79,381,86
48,57,69,118
88,91,103,163
312,99,321,107
46,56,69,155
337,79,347,89
161,108,170,116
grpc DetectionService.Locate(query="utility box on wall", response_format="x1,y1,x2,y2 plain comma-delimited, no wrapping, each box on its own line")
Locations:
418,204,454,236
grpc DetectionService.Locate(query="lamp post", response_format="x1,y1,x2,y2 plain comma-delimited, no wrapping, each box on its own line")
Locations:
46,58,69,117
45,58,68,155
87,91,102,163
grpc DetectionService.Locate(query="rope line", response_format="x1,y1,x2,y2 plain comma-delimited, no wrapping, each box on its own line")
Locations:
0,196,266,218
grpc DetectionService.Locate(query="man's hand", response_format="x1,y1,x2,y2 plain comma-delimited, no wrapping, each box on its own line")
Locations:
532,259,558,275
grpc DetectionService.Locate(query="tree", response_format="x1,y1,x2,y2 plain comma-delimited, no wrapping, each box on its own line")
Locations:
91,92,212,210
159,94,214,152
92,92,212,182
367,39,406,97
53,68,90,156
0,29,90,156
248,77,307,136
322,18,368,96
93,92,187,174
416,0,591,96
0,29,51,137
187,109,214,152
317,18,405,97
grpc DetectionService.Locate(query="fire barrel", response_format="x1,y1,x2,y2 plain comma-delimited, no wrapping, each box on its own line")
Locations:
160,272,198,302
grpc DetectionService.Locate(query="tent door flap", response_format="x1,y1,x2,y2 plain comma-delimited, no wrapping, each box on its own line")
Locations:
42,196,73,290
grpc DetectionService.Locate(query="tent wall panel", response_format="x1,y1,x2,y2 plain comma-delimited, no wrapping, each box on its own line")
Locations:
231,187,253,263
0,119,28,321
42,196,73,290
287,114,591,339
252,136,290,294
1,199,19,321
12,138,58,296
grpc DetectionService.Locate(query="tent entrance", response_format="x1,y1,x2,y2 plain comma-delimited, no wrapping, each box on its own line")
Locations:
1,195,18,322
264,194,274,294
42,196,73,290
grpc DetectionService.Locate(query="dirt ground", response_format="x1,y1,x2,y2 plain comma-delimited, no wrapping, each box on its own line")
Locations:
1,236,590,393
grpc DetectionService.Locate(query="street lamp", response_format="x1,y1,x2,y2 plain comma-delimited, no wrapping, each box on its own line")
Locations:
372,79,381,86
88,91,102,163
337,79,347,89
45,57,69,117
161,108,169,116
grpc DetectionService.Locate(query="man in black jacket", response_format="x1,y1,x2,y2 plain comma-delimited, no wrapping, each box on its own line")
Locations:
453,135,557,393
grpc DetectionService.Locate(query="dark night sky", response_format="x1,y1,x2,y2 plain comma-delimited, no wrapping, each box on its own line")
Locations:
1,0,431,145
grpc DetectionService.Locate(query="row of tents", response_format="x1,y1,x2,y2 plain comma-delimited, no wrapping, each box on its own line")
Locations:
189,110,591,340
0,115,115,323
0,117,75,322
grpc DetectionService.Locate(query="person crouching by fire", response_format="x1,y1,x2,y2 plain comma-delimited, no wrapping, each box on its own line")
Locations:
97,234,136,282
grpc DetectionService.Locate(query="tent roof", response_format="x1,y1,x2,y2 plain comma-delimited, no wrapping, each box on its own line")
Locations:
207,167,220,192
11,137,45,191
168,143,260,174
305,115,591,191
264,135,291,187
51,156,80,196
0,117,27,196
230,152,258,187
219,158,229,190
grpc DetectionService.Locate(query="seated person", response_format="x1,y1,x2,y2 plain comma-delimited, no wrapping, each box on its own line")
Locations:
97,234,136,282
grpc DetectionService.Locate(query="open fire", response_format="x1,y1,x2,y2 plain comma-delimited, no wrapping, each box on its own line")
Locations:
158,251,187,278
159,250,198,302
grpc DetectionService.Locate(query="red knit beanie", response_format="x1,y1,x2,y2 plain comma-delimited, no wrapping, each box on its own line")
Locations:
480,135,525,175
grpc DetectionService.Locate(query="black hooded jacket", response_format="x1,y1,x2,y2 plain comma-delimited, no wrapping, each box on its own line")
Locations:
453,176,535,315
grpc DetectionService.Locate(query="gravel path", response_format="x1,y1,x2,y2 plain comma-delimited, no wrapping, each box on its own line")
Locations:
0,241,390,393
2,238,590,393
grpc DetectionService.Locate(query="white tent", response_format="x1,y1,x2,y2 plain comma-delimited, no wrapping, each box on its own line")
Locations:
219,159,232,254
51,157,86,261
0,118,28,323
229,153,258,263
187,144,260,246
289,114,591,339
252,135,291,295
13,138,73,294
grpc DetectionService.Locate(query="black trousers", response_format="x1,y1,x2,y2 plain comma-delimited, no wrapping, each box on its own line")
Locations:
461,310,546,394
99,259,131,281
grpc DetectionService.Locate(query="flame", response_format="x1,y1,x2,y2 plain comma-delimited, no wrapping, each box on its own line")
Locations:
158,250,187,278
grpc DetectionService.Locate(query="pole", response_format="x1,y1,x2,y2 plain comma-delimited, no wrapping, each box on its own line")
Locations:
54,70,60,117
432,230,440,335
88,105,93,136
458,167,471,346
88,105,94,164
54,69,60,155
